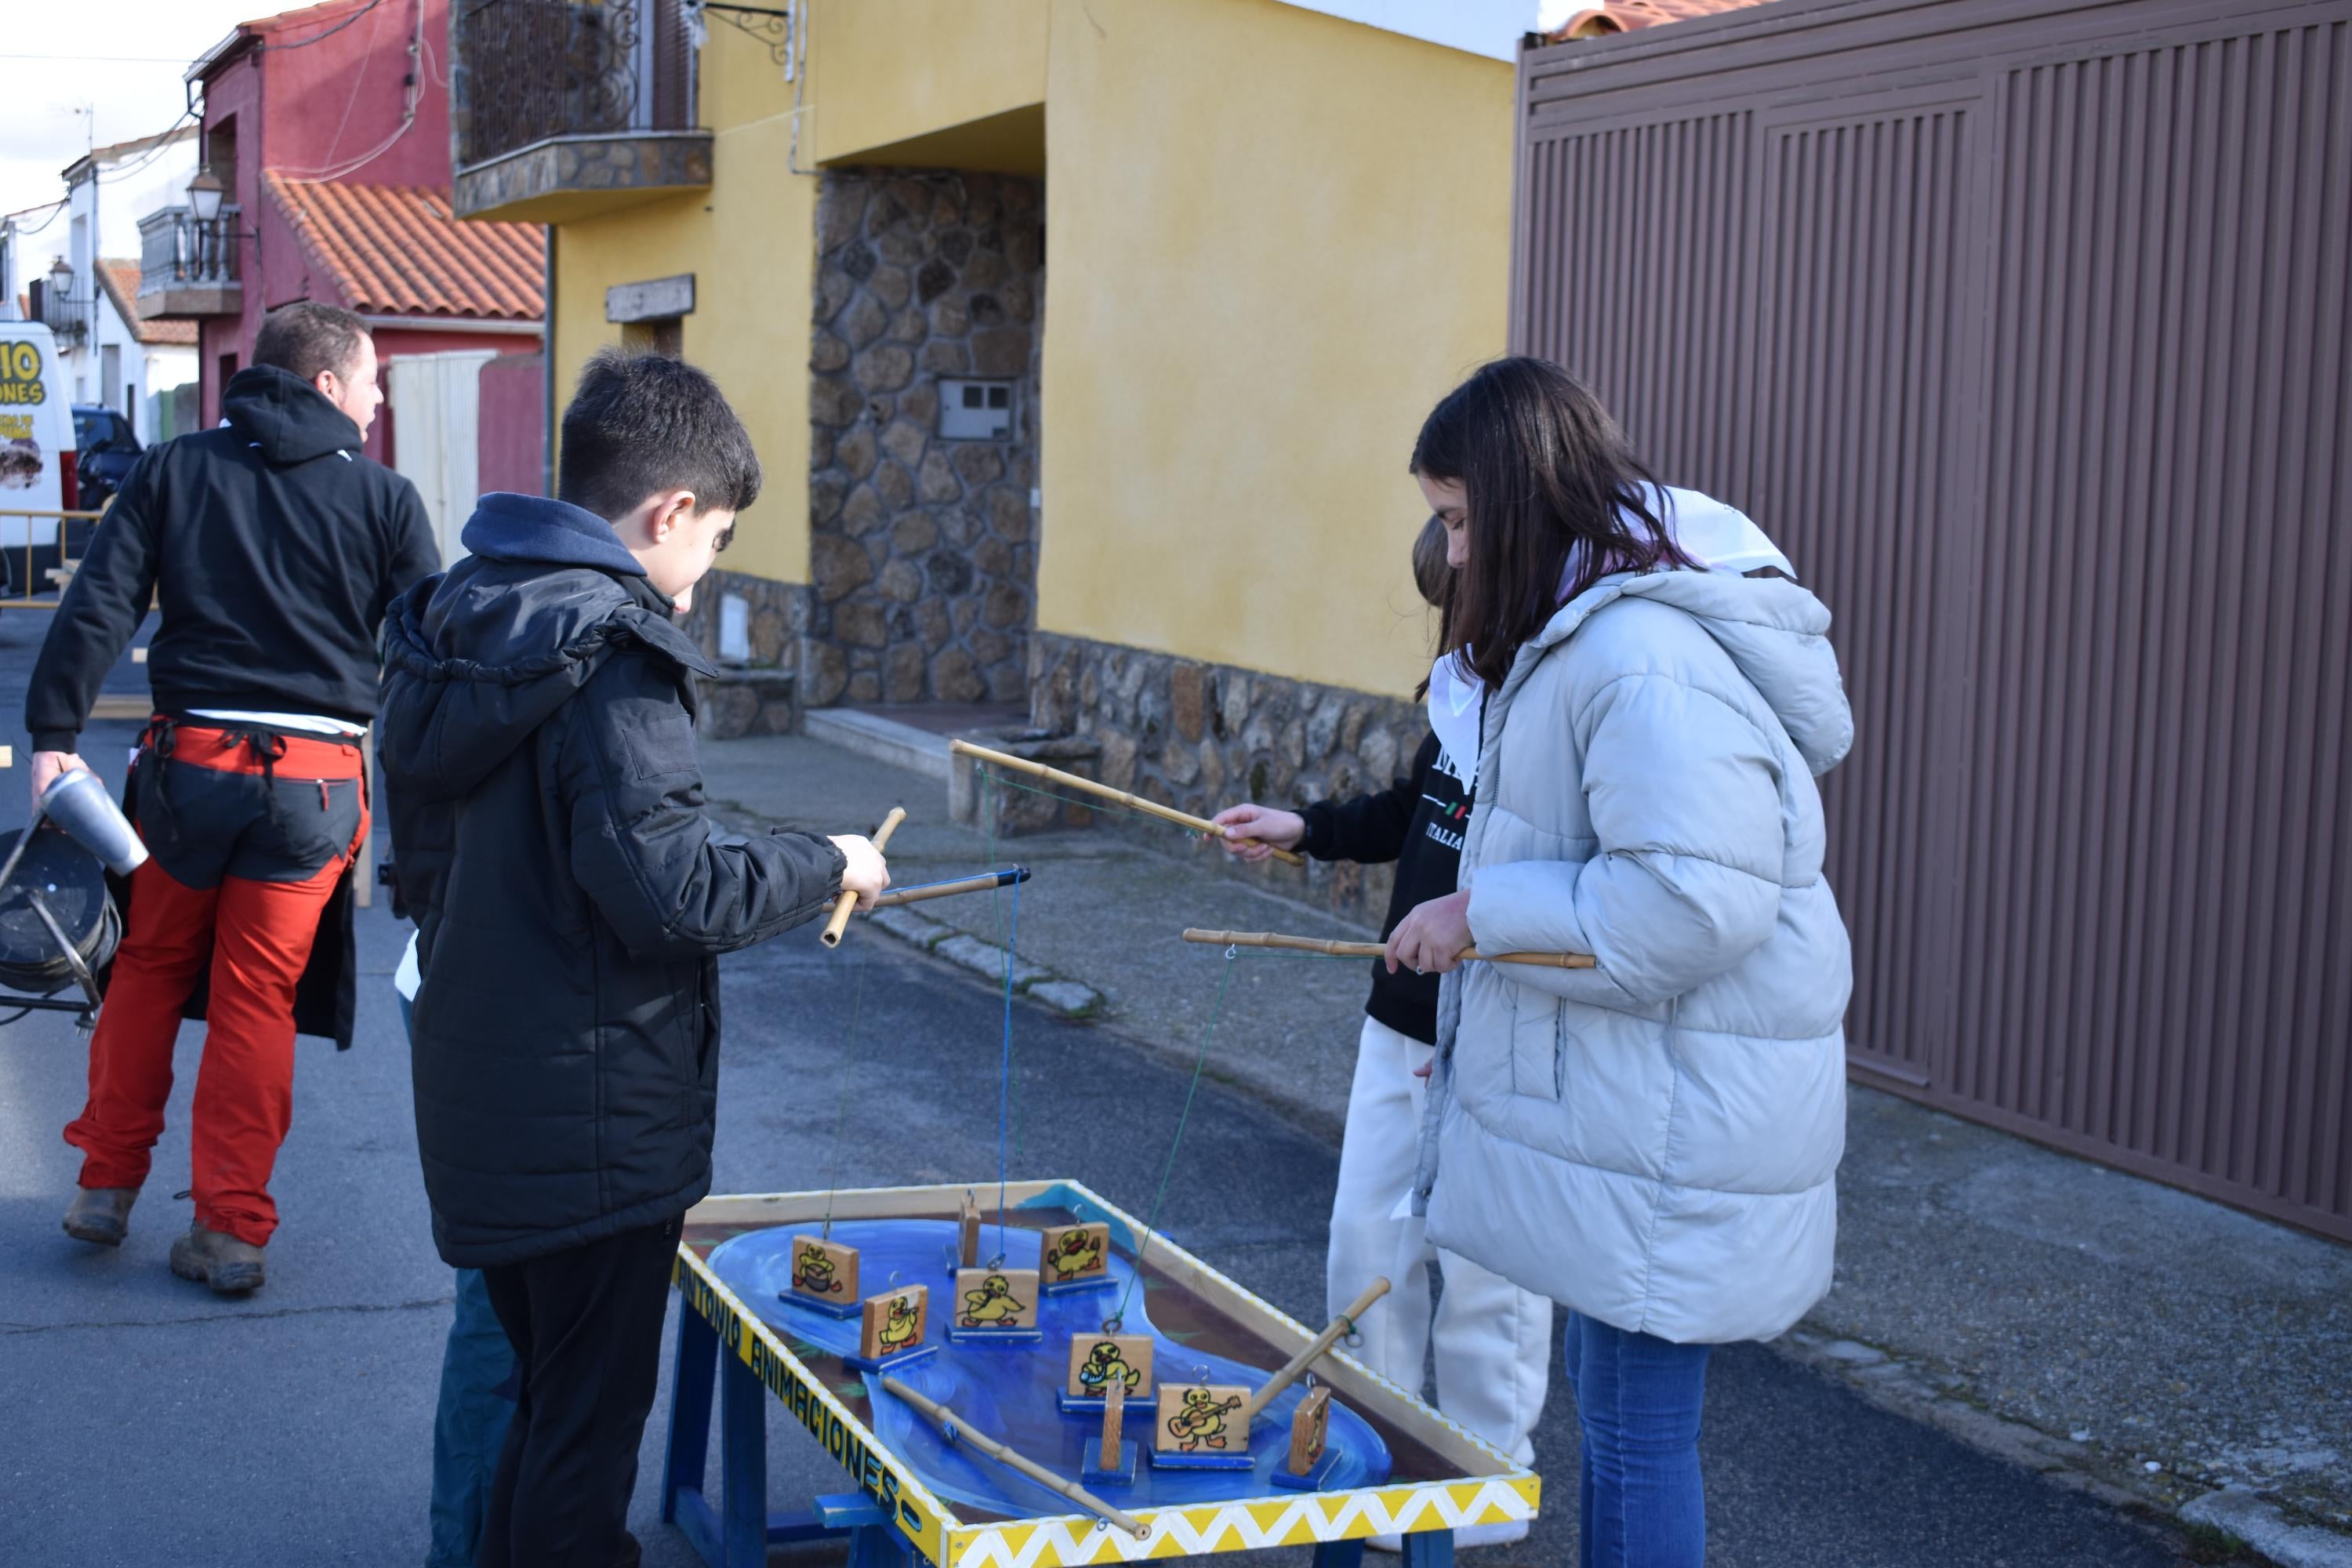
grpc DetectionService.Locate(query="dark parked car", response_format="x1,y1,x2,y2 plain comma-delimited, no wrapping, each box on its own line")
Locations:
71,405,141,514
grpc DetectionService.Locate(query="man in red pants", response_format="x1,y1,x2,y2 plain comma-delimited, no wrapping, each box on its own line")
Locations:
27,300,438,1293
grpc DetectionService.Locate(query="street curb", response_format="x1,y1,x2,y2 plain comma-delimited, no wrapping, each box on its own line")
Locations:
866,906,1104,1019
802,708,953,781
1775,1331,2343,1566
2183,1491,2352,1568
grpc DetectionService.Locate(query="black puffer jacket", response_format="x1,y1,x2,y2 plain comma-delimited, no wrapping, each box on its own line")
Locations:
28,365,437,752
379,492,846,1268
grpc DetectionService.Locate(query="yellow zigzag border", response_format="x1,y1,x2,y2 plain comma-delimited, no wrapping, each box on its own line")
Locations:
953,1479,1540,1568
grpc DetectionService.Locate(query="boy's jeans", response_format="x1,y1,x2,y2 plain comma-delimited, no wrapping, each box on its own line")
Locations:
405,993,520,1568
432,1269,519,1566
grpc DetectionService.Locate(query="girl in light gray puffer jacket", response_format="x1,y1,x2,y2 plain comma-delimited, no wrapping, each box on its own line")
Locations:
1385,359,1854,1568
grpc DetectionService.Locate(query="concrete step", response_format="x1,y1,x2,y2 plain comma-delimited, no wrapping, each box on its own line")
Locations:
801,706,953,781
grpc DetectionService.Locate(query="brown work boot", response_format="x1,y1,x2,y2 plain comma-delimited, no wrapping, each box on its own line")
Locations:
169,1223,267,1294
62,1185,140,1247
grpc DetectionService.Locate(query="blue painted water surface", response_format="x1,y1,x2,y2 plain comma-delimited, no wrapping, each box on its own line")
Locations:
706,1219,1392,1519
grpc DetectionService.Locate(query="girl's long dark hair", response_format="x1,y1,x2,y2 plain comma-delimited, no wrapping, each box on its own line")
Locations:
1410,358,1692,688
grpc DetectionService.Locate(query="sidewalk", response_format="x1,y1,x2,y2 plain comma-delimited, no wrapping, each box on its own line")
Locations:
706,726,2352,1568
699,731,1376,1141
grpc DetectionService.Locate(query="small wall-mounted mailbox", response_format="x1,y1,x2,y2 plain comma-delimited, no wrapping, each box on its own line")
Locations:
939,379,1014,441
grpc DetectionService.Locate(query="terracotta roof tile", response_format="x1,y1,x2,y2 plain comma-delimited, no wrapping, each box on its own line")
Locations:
263,173,544,321
1544,0,1782,40
98,258,200,347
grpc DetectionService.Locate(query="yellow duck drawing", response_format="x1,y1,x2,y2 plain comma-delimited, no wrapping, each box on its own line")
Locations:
1076,1341,1142,1395
1167,1388,1244,1451
959,1273,1025,1327
794,1244,841,1295
877,1294,921,1352
1046,1229,1104,1280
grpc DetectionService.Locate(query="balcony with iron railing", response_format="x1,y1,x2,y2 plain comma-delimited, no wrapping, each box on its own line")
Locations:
450,0,713,223
136,205,243,320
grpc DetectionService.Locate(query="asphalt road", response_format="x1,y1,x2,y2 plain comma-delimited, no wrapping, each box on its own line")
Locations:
0,606,2196,1567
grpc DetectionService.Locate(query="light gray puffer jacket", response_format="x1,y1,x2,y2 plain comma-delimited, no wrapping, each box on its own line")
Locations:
1414,566,1855,1345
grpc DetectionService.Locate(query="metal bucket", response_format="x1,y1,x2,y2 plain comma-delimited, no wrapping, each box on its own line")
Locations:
37,768,148,877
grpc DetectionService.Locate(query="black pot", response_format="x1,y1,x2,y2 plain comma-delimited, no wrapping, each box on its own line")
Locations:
0,826,120,996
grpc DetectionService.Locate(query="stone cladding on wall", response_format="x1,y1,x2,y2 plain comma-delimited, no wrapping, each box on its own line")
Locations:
803,169,1044,707
1025,631,1434,927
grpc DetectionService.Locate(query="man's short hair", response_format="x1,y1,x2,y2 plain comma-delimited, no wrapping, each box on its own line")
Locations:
253,301,371,383
558,349,761,521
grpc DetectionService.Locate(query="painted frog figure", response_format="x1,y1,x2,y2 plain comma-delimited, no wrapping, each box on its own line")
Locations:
959,1273,1026,1326
1167,1388,1244,1452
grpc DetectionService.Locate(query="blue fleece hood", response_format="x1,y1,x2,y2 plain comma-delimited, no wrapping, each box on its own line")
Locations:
459,492,647,577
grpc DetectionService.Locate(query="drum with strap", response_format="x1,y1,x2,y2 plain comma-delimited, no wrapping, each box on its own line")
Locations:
0,826,121,996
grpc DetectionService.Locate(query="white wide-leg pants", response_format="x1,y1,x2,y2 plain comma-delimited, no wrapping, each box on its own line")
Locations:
1327,1014,1552,1468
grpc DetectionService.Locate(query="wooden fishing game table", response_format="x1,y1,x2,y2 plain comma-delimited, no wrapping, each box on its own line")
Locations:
662,1180,1538,1568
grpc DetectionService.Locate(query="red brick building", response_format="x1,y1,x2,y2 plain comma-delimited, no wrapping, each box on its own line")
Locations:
140,0,543,480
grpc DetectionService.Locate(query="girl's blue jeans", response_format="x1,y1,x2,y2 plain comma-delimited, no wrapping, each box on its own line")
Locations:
1563,1310,1713,1568
405,993,521,1568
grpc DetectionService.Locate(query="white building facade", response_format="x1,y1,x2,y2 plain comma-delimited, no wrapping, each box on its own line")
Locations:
42,126,202,441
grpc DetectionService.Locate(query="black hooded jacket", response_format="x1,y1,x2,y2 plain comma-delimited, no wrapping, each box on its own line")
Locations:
1296,731,1470,1046
378,492,847,1269
27,365,438,751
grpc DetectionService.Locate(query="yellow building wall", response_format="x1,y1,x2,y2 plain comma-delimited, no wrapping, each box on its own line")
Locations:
545,0,1512,692
804,0,1049,167
1036,0,1513,698
548,27,815,588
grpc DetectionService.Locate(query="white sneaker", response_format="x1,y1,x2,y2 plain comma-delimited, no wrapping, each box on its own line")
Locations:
1454,1519,1530,1550
1364,1521,1528,1555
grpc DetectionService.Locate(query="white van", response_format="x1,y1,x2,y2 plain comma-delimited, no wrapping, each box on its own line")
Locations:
0,321,81,596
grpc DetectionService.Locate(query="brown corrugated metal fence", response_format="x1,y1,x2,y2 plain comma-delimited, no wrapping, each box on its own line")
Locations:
1511,0,2352,1239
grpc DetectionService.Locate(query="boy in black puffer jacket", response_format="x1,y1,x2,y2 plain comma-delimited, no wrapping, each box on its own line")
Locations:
379,350,887,1567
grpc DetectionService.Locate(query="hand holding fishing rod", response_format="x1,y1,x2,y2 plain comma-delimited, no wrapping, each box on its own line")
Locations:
951,739,1308,866
821,807,903,946
1182,926,1593,971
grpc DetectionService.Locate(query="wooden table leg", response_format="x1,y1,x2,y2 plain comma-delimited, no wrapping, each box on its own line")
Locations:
1400,1530,1455,1568
720,1342,769,1567
661,1305,718,1526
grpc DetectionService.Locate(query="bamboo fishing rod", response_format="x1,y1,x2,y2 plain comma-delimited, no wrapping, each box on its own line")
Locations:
881,1375,1149,1539
1184,927,1596,970
821,807,906,948
868,866,1031,910
950,739,1308,866
1240,1276,1391,1425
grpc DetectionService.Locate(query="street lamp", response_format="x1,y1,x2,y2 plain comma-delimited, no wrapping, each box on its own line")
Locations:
42,257,78,338
187,169,226,223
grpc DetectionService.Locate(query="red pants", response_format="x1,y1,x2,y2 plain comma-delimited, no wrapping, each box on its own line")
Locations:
64,724,367,1247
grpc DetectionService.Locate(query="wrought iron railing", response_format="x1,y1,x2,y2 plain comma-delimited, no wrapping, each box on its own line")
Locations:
456,0,695,167
136,205,241,292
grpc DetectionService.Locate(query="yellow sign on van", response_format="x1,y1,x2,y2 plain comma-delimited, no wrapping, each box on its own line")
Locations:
0,341,47,405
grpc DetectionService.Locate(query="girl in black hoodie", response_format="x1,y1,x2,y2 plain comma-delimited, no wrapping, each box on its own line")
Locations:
1210,521,1552,1549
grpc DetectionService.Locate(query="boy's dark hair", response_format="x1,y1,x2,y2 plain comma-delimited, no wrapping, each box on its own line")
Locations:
558,348,761,521
1412,515,1456,700
254,301,370,383
1411,514,1452,611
